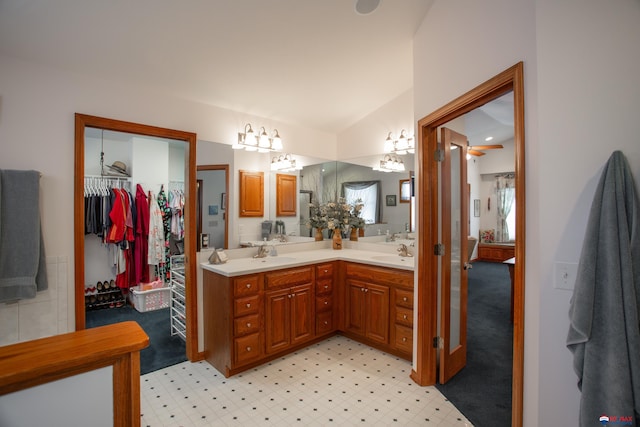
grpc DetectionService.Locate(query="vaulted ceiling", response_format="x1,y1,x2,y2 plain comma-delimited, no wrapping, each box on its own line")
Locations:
0,0,432,134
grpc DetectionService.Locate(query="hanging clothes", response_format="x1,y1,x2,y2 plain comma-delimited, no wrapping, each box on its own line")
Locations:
148,190,166,269
134,184,149,284
567,151,640,425
157,185,172,282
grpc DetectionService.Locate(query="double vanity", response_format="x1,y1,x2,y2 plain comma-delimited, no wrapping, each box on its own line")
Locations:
202,245,415,377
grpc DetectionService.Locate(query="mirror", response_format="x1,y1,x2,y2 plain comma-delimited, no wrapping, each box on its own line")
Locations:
196,165,229,251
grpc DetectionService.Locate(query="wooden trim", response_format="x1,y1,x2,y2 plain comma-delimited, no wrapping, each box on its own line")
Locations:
0,322,149,427
197,164,230,249
413,62,525,427
74,113,199,362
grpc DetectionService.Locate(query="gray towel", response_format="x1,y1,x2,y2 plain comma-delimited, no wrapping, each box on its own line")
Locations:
0,169,48,303
567,151,640,426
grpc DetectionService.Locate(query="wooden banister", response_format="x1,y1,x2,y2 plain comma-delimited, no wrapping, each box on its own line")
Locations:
0,321,149,426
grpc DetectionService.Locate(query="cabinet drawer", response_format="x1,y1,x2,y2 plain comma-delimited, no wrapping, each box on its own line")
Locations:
234,314,260,336
316,295,333,312
234,333,261,365
266,267,313,289
234,294,260,317
316,279,333,295
316,263,334,280
316,311,334,335
234,275,260,297
394,324,413,353
395,289,414,308
395,306,413,327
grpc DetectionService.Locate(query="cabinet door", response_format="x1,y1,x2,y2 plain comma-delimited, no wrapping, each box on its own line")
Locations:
345,279,366,336
276,173,297,217
365,283,389,344
265,288,290,354
290,284,314,345
239,170,264,217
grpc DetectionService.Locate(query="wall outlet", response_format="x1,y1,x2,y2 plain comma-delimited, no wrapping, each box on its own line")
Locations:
554,262,578,291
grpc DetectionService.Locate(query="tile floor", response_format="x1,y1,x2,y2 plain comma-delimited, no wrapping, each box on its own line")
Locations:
140,336,473,426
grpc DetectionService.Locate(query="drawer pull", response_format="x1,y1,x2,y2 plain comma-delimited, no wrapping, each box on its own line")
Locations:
324,285,329,289
247,322,252,328
403,314,408,320
402,337,407,342
403,297,408,302
246,283,251,289
246,303,251,308
246,346,252,352
324,301,329,305
324,321,328,325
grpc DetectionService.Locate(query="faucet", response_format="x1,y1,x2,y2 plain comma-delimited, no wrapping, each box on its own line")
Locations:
254,245,269,258
397,243,413,257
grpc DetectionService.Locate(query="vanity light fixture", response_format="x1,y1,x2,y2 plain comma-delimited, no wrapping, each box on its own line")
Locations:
270,154,302,172
373,154,406,173
383,129,415,155
233,123,283,152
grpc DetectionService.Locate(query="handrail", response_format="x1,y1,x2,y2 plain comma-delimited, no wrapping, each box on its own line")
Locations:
0,321,149,426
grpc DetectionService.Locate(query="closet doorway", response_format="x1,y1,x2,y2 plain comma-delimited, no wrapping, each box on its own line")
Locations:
74,114,199,365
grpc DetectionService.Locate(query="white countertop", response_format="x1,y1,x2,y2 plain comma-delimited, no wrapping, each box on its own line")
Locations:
201,248,415,277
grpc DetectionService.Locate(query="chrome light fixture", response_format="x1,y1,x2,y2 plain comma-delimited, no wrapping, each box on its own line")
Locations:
234,123,283,152
270,154,301,172
384,129,415,155
373,154,406,173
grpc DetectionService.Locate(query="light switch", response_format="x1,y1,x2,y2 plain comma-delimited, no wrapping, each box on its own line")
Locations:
554,262,578,291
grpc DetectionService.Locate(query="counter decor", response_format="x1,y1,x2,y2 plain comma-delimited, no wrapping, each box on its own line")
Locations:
348,199,365,241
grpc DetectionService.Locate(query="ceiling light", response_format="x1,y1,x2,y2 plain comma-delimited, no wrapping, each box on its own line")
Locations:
270,154,301,172
373,154,405,173
485,136,493,141
234,123,283,152
355,0,381,15
383,129,414,155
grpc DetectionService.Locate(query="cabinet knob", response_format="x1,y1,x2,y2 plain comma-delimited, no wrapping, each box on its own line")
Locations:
403,297,408,302
291,293,296,298
403,314,408,320
323,269,328,273
246,346,252,352
246,283,251,289
324,321,328,325
324,285,329,290
324,301,328,305
288,294,292,299
247,322,252,328
361,288,365,292
402,337,407,342
246,303,251,308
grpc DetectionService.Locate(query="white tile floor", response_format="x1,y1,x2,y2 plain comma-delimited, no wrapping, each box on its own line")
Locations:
140,336,472,426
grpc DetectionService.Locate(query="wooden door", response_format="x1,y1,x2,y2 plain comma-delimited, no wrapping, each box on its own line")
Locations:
265,288,290,354
439,127,469,383
365,283,390,344
290,284,314,345
345,279,366,336
239,170,264,217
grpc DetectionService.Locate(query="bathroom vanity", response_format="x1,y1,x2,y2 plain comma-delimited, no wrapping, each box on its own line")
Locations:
202,249,414,377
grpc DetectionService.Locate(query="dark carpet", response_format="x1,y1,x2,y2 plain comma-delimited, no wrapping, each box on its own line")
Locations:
86,305,187,375
435,261,513,427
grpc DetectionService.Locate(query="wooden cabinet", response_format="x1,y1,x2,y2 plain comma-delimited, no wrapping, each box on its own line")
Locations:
275,173,297,217
343,262,413,360
345,279,389,344
315,262,336,336
203,272,263,377
477,243,515,262
264,267,314,354
239,170,264,217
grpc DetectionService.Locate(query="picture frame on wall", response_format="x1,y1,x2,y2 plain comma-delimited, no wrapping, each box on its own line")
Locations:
386,195,397,206
474,199,480,217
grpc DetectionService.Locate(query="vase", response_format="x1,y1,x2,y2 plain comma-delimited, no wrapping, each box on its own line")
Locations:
350,228,358,241
332,230,342,250
315,228,324,241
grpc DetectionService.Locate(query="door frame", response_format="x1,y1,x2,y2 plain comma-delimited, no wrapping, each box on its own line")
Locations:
73,113,200,362
411,62,525,427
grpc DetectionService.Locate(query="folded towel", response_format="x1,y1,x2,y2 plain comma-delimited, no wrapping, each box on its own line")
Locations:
567,151,640,425
0,169,48,303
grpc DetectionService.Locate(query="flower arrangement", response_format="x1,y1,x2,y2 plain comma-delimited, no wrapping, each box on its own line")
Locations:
307,198,365,234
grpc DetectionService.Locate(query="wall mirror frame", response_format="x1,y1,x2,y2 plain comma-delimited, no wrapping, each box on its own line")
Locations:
73,113,199,361
413,62,525,426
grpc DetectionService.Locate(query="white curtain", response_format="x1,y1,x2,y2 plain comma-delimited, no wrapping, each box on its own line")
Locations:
495,174,515,242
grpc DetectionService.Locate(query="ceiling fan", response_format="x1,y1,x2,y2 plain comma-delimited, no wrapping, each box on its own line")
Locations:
467,144,504,157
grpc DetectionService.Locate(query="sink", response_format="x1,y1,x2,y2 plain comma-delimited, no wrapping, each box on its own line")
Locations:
371,255,414,264
247,256,297,264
